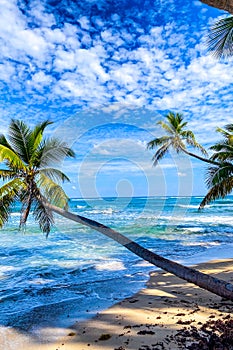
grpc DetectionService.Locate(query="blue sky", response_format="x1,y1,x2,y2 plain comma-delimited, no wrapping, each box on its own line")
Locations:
0,0,232,198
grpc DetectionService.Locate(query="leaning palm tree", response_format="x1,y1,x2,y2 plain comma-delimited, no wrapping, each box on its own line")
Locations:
200,124,233,208
0,119,233,301
147,112,218,165
206,15,233,59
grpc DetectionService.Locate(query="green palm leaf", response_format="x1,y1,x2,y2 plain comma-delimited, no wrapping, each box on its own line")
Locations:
211,148,233,162
157,120,174,135
210,125,233,161
0,144,26,170
0,178,25,227
205,164,233,187
28,120,53,165
0,169,17,180
152,142,171,166
182,130,208,155
8,119,31,164
199,176,233,209
37,138,75,168
33,194,54,237
37,173,69,209
0,134,13,150
38,168,70,184
147,136,172,149
206,16,233,59
201,124,233,208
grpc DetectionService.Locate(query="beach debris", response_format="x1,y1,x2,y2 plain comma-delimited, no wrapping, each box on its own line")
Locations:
67,331,76,336
174,318,233,349
176,319,195,325
137,329,155,335
176,313,186,316
98,333,111,340
138,343,165,350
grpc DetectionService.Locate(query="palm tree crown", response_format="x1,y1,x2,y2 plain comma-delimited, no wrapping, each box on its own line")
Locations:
199,124,233,208
206,15,233,59
0,119,75,235
147,112,207,166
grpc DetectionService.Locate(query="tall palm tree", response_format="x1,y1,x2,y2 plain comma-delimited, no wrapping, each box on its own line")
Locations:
147,112,218,165
199,124,233,208
0,119,233,301
206,15,233,59
0,119,75,235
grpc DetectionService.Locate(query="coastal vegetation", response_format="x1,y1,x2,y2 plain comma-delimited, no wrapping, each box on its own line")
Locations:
207,15,233,59
0,119,233,301
147,112,215,165
0,119,75,236
148,112,233,209
200,124,233,207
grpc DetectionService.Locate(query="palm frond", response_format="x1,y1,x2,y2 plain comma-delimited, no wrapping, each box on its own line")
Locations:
37,173,69,209
211,148,233,162
0,178,25,227
0,194,14,228
8,119,31,164
37,138,75,168
224,123,233,133
199,176,233,209
0,134,13,150
0,169,17,180
210,142,228,152
157,121,174,135
152,142,171,166
206,16,233,59
0,178,24,199
166,112,184,132
38,168,70,184
215,127,231,139
182,130,208,155
0,144,26,170
177,121,188,133
33,194,54,237
205,164,233,188
28,120,53,164
147,136,171,149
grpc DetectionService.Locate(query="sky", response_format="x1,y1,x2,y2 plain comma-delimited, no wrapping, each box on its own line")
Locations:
0,0,232,198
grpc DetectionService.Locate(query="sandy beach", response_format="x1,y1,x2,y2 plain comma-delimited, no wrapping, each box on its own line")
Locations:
2,258,233,350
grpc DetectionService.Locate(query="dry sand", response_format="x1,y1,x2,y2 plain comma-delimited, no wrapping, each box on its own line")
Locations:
1,258,233,350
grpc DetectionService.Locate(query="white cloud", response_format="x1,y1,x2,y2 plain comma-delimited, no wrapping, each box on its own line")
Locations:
0,0,232,185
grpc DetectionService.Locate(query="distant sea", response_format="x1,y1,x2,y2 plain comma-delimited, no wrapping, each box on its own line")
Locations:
0,196,233,334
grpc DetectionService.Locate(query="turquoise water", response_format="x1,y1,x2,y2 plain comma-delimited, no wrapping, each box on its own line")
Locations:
0,196,233,332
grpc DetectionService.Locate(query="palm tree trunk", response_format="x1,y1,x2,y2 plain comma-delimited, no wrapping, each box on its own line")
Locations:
200,0,233,14
181,147,221,165
20,194,32,227
44,201,233,301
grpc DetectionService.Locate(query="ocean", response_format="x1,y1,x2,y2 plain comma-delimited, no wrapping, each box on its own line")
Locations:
0,196,232,335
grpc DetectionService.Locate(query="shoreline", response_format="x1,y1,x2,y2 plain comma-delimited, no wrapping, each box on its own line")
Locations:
2,257,233,350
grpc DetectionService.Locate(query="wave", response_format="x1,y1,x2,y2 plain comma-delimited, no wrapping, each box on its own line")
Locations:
76,205,89,209
178,204,201,209
88,208,119,215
